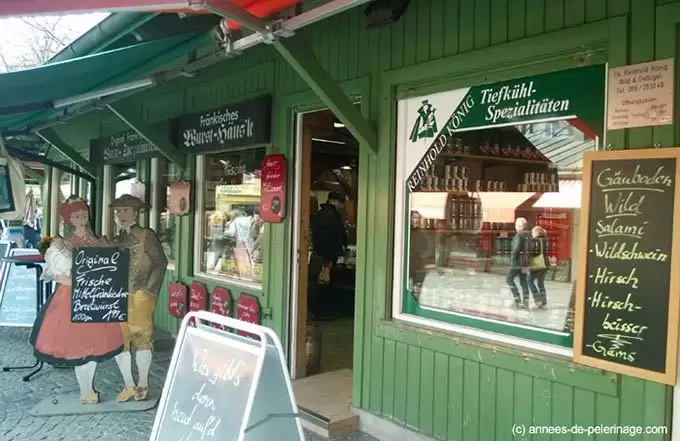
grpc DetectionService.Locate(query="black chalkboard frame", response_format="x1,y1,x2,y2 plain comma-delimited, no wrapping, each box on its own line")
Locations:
573,148,680,385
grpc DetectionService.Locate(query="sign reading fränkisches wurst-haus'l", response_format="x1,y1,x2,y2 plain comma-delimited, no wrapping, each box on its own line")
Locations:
177,95,272,153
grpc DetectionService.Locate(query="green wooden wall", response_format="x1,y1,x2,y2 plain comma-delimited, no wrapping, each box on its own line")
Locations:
54,0,680,438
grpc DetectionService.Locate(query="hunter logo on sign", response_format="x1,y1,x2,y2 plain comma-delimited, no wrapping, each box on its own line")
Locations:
409,100,438,142
400,65,606,192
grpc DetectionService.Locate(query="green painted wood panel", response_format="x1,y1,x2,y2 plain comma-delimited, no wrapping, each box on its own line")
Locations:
525,0,545,37
63,0,680,439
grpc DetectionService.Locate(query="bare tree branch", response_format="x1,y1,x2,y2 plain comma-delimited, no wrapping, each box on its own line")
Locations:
0,16,82,72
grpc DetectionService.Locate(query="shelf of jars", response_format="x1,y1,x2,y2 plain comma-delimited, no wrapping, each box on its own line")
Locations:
413,162,559,194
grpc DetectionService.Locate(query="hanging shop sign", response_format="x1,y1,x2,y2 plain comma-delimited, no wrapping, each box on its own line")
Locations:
607,58,674,130
167,181,191,216
260,154,286,223
178,95,272,153
90,128,164,165
398,64,606,193
210,287,232,331
168,282,188,319
574,148,680,385
189,281,208,313
237,294,260,339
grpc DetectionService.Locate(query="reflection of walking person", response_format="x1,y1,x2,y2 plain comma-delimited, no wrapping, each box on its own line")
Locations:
528,226,549,309
506,217,531,309
409,210,431,299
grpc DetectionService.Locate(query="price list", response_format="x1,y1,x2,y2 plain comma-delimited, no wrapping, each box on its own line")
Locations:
577,153,680,383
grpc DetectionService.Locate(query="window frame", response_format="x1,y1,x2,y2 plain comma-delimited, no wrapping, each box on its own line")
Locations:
192,149,265,291
390,69,605,355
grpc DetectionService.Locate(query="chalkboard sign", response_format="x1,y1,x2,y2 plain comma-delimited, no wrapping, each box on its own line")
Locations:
574,148,680,385
0,248,40,327
150,311,304,441
71,247,129,323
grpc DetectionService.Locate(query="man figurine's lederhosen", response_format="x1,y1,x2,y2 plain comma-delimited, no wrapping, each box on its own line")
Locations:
110,194,168,402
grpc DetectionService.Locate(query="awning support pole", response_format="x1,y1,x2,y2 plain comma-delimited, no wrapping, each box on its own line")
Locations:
272,35,378,152
35,129,97,179
106,104,187,170
201,0,270,33
22,165,45,186
4,145,92,181
206,1,378,153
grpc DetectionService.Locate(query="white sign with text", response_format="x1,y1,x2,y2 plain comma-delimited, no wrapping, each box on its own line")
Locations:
607,58,674,130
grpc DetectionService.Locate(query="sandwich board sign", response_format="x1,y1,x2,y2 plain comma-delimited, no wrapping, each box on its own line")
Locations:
150,310,305,441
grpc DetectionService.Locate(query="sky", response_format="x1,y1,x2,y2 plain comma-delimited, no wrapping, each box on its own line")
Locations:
0,12,109,70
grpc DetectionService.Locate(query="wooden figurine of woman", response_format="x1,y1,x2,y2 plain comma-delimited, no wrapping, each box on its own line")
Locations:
29,197,124,404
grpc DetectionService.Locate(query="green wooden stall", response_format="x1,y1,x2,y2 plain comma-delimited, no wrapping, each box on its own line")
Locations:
47,0,680,438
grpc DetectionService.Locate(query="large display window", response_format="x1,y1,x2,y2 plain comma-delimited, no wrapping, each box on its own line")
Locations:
393,65,606,348
194,148,266,286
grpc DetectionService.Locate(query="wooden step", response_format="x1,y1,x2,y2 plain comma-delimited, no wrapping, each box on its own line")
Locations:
293,369,359,439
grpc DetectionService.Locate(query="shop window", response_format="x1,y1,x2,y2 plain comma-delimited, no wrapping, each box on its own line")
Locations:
156,160,176,267
195,148,266,285
393,64,607,348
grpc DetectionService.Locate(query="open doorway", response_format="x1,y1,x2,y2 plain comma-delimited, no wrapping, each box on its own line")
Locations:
291,108,360,436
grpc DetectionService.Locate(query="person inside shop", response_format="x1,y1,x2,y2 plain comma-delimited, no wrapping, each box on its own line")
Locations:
309,191,348,320
506,217,531,309
224,207,254,251
409,210,432,300
528,225,549,309
250,208,265,263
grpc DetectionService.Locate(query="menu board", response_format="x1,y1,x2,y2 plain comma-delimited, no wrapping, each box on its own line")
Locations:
260,154,286,223
150,325,260,441
0,247,37,327
71,247,129,323
574,148,680,384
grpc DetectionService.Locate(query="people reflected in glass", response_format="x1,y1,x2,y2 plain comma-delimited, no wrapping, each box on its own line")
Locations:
528,226,549,309
506,217,531,309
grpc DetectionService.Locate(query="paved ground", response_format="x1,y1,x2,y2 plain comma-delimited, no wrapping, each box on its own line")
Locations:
419,268,573,330
0,327,378,441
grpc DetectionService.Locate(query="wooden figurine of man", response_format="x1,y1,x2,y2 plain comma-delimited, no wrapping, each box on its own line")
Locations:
110,194,167,402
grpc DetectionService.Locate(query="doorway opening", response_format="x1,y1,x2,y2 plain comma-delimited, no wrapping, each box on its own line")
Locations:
291,108,360,437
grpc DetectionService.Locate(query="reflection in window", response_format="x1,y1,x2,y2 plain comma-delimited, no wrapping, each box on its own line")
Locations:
158,160,175,265
405,120,593,335
198,149,265,284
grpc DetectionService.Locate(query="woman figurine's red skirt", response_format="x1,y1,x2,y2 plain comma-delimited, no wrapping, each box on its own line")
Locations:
31,284,124,366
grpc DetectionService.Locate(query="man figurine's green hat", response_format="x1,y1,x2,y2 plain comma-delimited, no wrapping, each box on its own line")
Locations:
109,194,149,210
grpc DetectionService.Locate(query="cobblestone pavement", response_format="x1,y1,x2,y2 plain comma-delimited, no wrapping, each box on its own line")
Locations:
0,328,378,441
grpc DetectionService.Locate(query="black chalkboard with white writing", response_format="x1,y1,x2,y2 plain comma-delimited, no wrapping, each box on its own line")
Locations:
71,247,129,323
578,155,677,378
151,326,259,441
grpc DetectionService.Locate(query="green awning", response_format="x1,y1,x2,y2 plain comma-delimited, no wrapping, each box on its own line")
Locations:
0,30,211,132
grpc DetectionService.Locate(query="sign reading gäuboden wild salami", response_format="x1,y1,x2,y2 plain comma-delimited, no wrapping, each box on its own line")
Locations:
398,65,606,192
178,95,272,153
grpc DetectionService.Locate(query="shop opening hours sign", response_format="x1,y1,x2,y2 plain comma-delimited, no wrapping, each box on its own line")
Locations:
574,148,680,385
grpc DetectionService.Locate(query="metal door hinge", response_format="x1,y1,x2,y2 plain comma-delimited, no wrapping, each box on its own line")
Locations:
262,307,273,320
